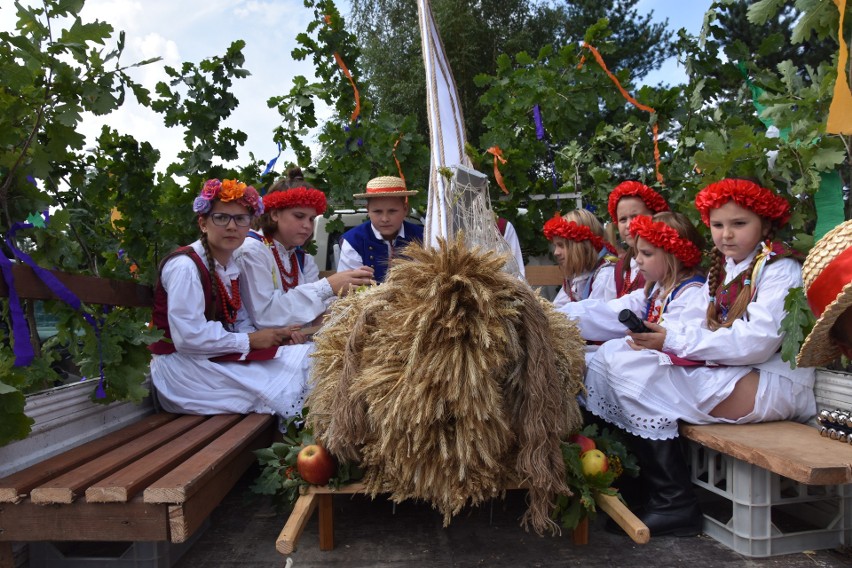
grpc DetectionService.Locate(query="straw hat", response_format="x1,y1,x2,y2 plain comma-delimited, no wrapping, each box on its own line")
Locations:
797,219,852,367
353,176,418,199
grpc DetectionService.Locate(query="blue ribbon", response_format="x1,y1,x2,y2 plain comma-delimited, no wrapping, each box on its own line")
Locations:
5,214,106,398
532,104,560,206
261,142,282,180
0,244,34,366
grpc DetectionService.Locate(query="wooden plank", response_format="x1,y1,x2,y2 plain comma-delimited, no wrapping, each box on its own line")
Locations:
0,542,12,568
144,414,274,504
0,497,168,541
276,492,319,554
166,420,274,542
0,413,177,503
525,265,562,287
680,421,852,485
595,492,649,544
86,415,242,503
30,415,206,504
0,264,153,306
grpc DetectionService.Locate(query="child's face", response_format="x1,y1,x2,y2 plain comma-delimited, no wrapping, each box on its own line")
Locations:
367,196,409,240
551,237,569,270
199,201,252,260
634,236,670,285
708,201,769,263
616,197,653,248
271,206,318,248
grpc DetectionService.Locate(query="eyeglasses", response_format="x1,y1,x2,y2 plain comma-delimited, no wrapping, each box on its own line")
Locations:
210,213,252,227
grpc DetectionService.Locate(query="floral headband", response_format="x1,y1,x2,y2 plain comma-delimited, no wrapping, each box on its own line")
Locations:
263,187,327,215
695,178,790,227
630,215,702,268
607,181,669,221
543,214,616,254
193,178,263,217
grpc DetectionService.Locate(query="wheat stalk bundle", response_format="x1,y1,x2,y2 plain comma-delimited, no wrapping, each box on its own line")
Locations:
307,236,585,534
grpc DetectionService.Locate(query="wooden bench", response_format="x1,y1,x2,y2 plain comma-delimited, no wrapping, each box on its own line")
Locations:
680,371,852,557
0,265,276,568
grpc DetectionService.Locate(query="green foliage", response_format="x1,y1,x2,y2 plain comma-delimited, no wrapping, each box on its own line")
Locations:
251,410,362,511
553,423,639,530
779,286,817,368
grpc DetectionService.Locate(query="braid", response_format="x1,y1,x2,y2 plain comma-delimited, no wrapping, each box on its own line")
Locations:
705,248,725,330
200,232,218,316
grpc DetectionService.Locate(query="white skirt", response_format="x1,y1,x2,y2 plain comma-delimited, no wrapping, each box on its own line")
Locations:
151,342,315,417
581,338,816,440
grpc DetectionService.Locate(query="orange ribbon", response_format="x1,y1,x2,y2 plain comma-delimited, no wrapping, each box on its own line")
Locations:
486,146,509,194
578,42,664,184
393,133,406,183
325,15,361,123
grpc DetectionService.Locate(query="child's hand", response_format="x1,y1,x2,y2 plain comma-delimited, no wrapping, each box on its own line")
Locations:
248,327,292,349
327,267,375,295
627,321,666,352
286,327,307,345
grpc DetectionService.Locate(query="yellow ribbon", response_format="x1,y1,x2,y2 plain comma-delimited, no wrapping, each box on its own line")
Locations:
827,0,852,133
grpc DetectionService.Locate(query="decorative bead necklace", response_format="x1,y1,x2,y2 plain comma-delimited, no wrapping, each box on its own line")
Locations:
621,266,634,296
213,275,241,324
270,243,299,291
563,279,577,302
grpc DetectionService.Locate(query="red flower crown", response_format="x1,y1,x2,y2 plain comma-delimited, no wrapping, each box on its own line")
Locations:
607,181,669,221
695,179,790,227
263,186,328,215
543,214,616,254
629,215,703,268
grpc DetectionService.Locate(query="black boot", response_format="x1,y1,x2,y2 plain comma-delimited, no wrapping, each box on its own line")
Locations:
629,434,703,537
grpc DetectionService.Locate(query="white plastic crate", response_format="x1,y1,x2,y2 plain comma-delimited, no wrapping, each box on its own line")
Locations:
687,441,852,557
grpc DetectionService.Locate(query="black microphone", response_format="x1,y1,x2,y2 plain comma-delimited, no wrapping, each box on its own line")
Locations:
618,309,650,333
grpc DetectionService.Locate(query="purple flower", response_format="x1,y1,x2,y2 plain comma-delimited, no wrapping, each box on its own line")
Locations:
356,138,363,147
193,196,211,214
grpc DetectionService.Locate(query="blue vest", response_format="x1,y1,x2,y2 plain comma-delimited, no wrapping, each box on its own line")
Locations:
341,220,424,283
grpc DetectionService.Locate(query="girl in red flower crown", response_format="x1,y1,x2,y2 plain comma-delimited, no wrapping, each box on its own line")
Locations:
149,178,314,418
584,178,815,538
543,209,617,308
557,211,706,352
235,168,373,330
607,180,670,297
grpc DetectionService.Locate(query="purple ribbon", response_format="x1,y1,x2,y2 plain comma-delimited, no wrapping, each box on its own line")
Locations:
533,105,545,140
0,246,34,366
5,216,106,398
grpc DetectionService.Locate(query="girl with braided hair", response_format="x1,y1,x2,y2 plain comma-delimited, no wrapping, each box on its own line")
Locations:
236,167,373,330
148,178,313,418
607,180,670,297
583,178,815,538
543,209,618,308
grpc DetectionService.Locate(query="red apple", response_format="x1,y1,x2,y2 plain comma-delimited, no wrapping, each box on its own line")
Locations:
296,444,337,485
568,433,596,455
580,449,609,476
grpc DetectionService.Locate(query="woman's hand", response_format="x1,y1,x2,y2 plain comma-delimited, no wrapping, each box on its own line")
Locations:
627,321,666,352
248,327,293,349
326,267,375,295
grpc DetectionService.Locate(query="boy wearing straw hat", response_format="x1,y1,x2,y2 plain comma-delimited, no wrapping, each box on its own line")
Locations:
797,219,852,367
337,176,424,283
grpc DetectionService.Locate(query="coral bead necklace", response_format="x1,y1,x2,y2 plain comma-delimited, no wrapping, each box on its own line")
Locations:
270,244,299,291
213,274,241,324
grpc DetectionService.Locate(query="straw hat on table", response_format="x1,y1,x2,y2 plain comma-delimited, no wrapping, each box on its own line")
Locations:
353,176,418,199
797,219,852,367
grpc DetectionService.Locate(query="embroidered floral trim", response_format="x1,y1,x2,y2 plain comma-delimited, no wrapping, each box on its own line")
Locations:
193,178,263,217
263,187,328,215
629,215,703,267
607,181,669,221
543,214,616,254
695,178,790,226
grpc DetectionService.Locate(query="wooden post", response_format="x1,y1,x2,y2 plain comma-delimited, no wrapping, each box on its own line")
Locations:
571,517,589,544
317,493,335,550
276,492,319,554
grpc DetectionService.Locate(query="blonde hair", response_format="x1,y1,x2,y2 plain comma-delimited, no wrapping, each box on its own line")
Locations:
638,212,705,295
557,209,608,279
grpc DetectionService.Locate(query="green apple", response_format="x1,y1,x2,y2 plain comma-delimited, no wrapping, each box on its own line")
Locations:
580,449,609,476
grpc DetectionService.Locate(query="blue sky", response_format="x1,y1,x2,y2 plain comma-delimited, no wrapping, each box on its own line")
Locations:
1,0,716,174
